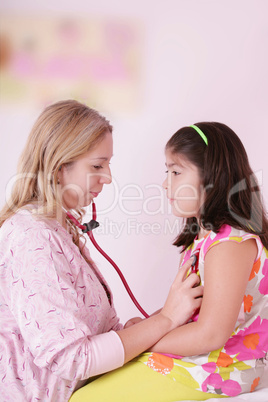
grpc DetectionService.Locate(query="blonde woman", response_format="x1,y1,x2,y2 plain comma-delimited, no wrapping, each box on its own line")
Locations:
0,100,202,401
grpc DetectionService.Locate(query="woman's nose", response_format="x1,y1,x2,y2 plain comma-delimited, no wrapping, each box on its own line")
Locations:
99,166,112,185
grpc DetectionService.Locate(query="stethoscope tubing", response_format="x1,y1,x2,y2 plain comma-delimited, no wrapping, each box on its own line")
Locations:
66,202,149,318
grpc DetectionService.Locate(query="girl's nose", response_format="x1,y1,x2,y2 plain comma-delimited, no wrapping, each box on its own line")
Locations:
162,176,168,189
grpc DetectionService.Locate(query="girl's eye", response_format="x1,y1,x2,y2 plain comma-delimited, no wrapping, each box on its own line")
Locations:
93,165,103,170
165,170,180,176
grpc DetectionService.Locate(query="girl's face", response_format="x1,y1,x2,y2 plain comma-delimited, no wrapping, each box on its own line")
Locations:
58,131,113,210
163,149,204,218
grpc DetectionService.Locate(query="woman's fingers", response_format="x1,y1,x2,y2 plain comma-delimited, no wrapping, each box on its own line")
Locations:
176,257,195,281
159,257,205,329
192,284,203,298
174,258,201,289
124,317,143,328
185,272,201,287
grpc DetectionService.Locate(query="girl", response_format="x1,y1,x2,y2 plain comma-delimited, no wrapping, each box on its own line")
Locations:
0,101,202,401
72,122,268,401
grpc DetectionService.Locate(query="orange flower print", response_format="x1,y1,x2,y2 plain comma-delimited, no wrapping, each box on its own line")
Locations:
243,333,259,350
249,258,261,281
146,353,174,375
216,352,233,367
243,294,253,313
250,377,260,392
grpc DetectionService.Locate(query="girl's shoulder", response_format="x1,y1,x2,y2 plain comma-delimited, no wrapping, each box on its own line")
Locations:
201,224,264,259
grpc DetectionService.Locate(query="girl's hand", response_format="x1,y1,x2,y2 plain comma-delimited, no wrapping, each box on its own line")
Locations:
160,258,203,330
124,317,143,329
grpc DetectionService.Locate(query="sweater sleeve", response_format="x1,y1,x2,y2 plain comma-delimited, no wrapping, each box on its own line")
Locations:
0,221,125,381
89,331,125,376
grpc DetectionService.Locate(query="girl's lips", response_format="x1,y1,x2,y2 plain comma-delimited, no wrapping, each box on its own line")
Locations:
90,192,99,198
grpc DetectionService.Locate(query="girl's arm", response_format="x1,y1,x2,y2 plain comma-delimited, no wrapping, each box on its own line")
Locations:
149,239,257,356
116,258,203,363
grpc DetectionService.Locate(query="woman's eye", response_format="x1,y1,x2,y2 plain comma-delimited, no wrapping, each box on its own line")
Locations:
93,165,103,170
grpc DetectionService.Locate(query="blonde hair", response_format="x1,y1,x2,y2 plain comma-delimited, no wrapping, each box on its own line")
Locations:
0,99,112,247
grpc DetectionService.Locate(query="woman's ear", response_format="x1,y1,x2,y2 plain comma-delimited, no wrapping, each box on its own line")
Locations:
57,165,62,184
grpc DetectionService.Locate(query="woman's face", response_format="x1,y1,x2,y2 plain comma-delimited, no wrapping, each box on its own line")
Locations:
163,149,204,218
58,131,113,210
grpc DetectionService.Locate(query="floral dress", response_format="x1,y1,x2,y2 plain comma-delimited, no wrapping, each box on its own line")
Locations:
137,225,268,397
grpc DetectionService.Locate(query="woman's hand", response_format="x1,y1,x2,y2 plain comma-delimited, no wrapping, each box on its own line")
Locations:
160,258,203,330
124,317,144,329
124,259,202,331
116,257,203,363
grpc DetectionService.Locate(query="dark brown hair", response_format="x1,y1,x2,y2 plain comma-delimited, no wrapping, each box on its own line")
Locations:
165,122,268,250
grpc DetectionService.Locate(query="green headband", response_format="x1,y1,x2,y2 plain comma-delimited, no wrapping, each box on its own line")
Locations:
190,124,208,146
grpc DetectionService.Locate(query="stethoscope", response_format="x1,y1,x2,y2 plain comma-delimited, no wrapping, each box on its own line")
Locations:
66,201,150,318
66,201,200,320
